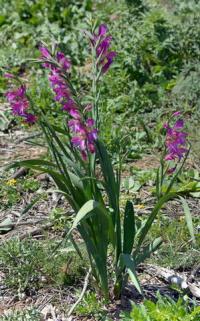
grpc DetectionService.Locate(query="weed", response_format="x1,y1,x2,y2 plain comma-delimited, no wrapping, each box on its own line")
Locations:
75,291,106,319
49,207,69,231
0,177,40,210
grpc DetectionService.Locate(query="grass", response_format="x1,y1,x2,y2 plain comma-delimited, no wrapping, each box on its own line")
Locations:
148,215,200,269
0,237,87,297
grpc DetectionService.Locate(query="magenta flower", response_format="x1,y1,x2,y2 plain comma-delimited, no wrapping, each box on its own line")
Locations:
173,111,181,117
86,118,95,127
25,113,37,123
39,45,98,160
164,113,188,162
56,52,71,70
5,85,36,124
70,119,97,156
5,85,26,103
96,36,112,56
101,51,117,73
4,73,15,79
71,135,86,151
68,119,83,132
98,24,108,37
90,24,116,73
39,47,51,59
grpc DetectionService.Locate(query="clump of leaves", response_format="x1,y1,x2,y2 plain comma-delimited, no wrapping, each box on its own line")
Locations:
49,207,69,230
75,291,105,318
121,294,200,321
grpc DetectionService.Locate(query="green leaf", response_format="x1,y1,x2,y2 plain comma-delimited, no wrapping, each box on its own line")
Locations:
179,196,196,245
96,140,121,257
68,171,84,190
96,140,118,209
135,237,162,265
123,200,135,254
120,254,143,294
69,200,100,234
136,192,175,252
6,159,56,170
51,124,68,135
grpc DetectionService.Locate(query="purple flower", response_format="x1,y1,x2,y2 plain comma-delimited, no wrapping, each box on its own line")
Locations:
69,117,98,158
39,45,98,160
69,108,81,119
96,36,112,56
5,85,26,102
164,113,188,163
12,100,29,115
167,167,176,175
88,143,95,153
91,24,108,44
71,135,86,151
89,24,116,73
25,113,37,123
101,51,117,73
56,52,71,70
49,72,64,86
174,119,184,129
62,99,76,111
173,111,181,117
86,118,95,127
68,119,82,132
5,85,36,124
98,24,108,37
39,47,51,59
87,128,98,142
4,73,14,79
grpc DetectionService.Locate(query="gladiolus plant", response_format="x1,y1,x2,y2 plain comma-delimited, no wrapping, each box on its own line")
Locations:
156,112,189,200
5,23,189,300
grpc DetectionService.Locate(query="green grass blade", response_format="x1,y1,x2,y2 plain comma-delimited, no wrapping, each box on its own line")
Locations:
136,192,175,252
6,159,56,170
179,196,196,245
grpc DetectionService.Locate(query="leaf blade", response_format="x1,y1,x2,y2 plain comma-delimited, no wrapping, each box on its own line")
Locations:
179,196,196,244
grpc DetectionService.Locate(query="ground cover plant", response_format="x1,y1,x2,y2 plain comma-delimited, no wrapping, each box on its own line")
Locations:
0,0,200,320
121,294,200,321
